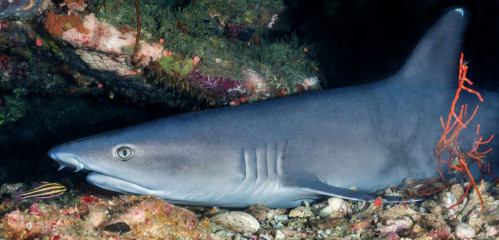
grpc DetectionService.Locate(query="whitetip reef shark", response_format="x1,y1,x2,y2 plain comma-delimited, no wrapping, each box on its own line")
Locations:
48,9,499,208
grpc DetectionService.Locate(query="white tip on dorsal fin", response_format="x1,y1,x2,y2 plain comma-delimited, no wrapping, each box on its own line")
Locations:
398,8,467,88
454,8,464,17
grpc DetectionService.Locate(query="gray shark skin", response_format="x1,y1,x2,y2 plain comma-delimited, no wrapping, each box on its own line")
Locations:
48,9,499,208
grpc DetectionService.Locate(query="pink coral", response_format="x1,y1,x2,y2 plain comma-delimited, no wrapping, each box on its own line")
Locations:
63,13,162,60
242,69,269,99
48,12,163,76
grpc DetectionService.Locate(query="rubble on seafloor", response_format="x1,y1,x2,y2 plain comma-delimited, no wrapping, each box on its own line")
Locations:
0,0,321,109
0,179,497,239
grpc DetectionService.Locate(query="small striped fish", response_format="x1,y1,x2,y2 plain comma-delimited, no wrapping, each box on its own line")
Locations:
16,182,67,201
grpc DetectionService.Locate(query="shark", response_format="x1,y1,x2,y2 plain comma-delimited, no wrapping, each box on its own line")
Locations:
48,8,499,208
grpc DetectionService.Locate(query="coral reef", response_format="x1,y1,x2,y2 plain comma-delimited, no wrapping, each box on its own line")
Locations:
1,0,319,109
2,195,220,239
1,180,497,239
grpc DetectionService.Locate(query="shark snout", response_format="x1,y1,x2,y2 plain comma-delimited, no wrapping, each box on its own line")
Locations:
48,147,86,172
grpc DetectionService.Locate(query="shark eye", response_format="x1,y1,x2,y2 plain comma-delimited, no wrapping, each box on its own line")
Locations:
116,146,134,161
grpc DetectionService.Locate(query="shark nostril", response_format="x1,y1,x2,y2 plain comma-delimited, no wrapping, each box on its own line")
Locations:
47,148,58,160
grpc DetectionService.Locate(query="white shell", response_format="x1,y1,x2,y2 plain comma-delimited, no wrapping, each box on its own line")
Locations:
212,211,260,234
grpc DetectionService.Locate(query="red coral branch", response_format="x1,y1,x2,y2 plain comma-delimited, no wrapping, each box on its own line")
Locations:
434,53,496,212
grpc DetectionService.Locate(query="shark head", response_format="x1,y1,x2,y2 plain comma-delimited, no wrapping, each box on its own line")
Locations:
48,116,247,205
48,121,209,198
48,128,155,195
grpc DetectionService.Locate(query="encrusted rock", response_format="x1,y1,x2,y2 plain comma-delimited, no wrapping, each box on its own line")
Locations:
211,211,260,234
247,204,270,221
85,205,107,228
376,216,413,234
450,184,465,202
289,205,313,218
455,223,475,239
0,183,24,195
442,191,463,219
467,211,482,228
380,205,417,219
319,197,351,218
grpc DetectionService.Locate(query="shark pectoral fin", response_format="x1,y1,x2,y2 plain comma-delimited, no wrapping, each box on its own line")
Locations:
280,175,421,203
86,172,157,196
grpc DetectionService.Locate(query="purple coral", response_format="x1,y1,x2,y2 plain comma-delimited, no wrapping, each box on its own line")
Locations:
188,70,246,97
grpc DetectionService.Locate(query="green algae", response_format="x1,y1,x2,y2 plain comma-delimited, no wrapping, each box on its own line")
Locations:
0,94,27,125
156,55,194,76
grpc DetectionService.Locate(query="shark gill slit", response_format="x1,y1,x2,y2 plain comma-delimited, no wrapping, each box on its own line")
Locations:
256,145,267,183
276,140,288,176
236,140,288,195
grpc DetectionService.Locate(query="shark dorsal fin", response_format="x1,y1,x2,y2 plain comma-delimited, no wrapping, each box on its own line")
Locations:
398,8,467,89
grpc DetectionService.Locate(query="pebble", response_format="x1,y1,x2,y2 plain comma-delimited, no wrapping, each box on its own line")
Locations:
247,204,270,221
266,208,286,220
412,224,424,234
273,215,288,222
289,206,313,218
212,211,260,234
455,223,475,239
274,230,285,240
485,225,497,237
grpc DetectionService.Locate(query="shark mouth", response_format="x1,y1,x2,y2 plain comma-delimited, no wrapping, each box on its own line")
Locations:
86,172,158,196
48,150,87,173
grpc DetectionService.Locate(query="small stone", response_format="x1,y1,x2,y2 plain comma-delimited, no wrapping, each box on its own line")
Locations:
247,204,270,221
277,228,308,239
214,229,234,238
266,208,286,220
273,215,288,222
485,225,497,237
208,206,221,215
455,223,475,240
289,206,313,218
275,230,286,240
412,224,424,234
212,211,260,234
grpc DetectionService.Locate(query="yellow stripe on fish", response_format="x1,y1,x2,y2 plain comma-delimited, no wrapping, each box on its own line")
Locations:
20,182,67,199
